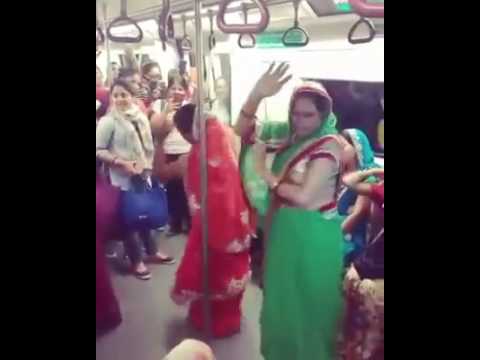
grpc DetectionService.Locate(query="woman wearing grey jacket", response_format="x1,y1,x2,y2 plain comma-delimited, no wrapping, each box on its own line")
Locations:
96,79,174,281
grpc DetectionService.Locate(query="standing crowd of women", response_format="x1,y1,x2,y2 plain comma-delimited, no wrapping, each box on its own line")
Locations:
96,60,384,360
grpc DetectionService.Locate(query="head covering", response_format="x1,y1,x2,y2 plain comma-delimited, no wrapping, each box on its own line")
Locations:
288,81,337,140
289,81,333,116
342,128,378,170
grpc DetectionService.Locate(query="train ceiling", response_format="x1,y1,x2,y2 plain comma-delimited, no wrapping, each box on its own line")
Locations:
97,0,366,23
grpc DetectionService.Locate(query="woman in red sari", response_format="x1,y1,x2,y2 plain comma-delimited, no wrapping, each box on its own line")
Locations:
96,233,121,332
96,170,122,333
170,104,254,338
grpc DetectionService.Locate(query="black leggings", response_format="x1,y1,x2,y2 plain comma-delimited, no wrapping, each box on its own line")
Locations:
166,154,191,232
124,229,158,265
119,190,158,265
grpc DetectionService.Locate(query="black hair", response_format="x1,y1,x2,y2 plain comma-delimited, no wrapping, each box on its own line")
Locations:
168,75,189,91
118,67,139,79
341,130,355,147
168,68,180,81
110,79,136,96
173,103,196,136
142,61,160,76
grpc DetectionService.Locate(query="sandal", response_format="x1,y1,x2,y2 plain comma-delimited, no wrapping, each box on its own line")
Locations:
132,265,152,280
166,230,181,238
146,254,176,265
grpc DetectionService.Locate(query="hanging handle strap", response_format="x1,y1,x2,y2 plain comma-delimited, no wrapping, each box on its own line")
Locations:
348,17,376,44
282,0,309,47
106,0,144,43
96,28,105,45
217,0,270,34
208,10,216,51
158,0,174,51
237,3,256,48
181,15,193,52
96,16,105,46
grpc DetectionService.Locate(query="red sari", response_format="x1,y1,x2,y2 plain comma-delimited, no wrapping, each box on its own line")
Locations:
96,175,121,332
172,118,254,338
96,86,110,119
96,233,121,332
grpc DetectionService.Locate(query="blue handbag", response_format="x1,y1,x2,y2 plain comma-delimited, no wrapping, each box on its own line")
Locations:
120,121,169,231
121,176,169,231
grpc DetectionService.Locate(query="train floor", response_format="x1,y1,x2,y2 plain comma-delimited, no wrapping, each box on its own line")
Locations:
96,232,264,360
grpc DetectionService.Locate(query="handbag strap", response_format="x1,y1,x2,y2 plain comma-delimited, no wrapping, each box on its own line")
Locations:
131,121,147,152
131,121,155,191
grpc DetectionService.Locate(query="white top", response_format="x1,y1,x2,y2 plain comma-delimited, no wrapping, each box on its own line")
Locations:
163,127,191,155
282,137,342,211
152,99,192,155
151,99,163,115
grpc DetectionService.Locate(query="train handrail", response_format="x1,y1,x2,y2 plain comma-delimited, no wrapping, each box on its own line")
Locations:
208,10,216,51
106,0,143,44
347,17,376,44
349,0,384,18
282,0,309,47
217,0,270,34
237,3,256,48
158,0,174,51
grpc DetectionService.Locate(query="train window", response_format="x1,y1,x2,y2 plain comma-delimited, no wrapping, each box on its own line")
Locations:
309,79,384,154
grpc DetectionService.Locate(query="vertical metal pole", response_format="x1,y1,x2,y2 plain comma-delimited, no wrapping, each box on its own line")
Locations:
194,0,211,339
102,2,112,86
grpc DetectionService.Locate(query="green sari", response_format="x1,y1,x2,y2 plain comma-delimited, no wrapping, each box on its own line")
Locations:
258,116,344,360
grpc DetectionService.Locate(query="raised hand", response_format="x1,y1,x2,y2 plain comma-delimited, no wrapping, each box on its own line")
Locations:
250,62,292,101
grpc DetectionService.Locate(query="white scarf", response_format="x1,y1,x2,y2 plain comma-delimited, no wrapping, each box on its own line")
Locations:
110,105,155,170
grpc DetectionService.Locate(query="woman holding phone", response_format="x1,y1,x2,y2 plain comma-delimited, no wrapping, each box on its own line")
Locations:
151,75,192,236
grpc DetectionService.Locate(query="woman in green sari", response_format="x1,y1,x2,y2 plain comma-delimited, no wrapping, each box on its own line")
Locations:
236,63,345,360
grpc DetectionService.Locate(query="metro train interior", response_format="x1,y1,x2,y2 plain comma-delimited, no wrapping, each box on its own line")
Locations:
96,1,384,359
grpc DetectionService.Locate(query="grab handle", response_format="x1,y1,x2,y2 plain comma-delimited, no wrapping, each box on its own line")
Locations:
180,15,193,52
282,0,309,47
347,17,376,44
238,34,256,48
158,0,174,51
96,16,105,46
208,9,216,51
106,0,143,43
217,0,270,34
237,3,256,48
